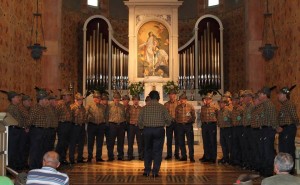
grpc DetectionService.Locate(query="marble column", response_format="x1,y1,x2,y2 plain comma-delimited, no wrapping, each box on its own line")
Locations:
41,0,62,92
245,0,265,91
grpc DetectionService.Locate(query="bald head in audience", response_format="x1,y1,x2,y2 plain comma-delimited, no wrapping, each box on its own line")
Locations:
43,151,60,168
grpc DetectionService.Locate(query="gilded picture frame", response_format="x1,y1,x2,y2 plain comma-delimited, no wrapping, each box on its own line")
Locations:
137,21,169,78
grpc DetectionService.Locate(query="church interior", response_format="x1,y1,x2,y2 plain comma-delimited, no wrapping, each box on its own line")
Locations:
1,0,300,184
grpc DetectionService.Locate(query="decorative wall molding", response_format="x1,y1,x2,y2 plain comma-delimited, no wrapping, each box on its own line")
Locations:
136,14,171,25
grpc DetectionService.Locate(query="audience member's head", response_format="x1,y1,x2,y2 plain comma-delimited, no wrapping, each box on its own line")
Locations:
43,151,60,169
274,152,294,174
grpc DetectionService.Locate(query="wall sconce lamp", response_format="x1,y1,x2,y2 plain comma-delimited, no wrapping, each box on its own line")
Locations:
259,0,278,61
28,0,47,60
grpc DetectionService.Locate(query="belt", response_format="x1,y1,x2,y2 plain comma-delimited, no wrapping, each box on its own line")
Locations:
202,122,216,124
220,127,231,129
234,125,243,127
252,127,261,130
244,125,251,128
281,124,294,128
110,122,125,125
59,121,72,124
144,126,164,128
89,122,105,125
30,125,47,129
261,125,271,128
72,123,84,126
177,122,192,125
9,125,23,129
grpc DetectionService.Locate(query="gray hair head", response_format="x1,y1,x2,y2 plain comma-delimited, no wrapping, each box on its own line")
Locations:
274,152,294,172
43,151,60,166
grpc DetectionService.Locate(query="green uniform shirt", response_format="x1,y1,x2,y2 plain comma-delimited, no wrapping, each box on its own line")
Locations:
217,107,232,128
7,104,23,127
278,100,299,126
261,99,278,128
250,104,264,128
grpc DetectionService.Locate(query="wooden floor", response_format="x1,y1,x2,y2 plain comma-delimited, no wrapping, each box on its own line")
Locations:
59,144,266,185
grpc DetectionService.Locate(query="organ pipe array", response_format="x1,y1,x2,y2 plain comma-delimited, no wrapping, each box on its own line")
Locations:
84,17,129,94
198,22,221,89
179,18,222,92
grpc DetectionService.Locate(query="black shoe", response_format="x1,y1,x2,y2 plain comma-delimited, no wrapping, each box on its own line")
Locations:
218,158,226,164
200,158,210,162
290,169,296,175
87,159,92,163
190,158,195,163
107,158,114,162
179,158,187,161
77,160,87,163
231,161,239,166
164,156,172,160
174,155,180,160
139,157,144,161
117,157,124,161
96,158,105,162
209,159,216,163
199,156,205,160
143,172,150,177
69,160,75,164
127,157,134,161
152,174,159,178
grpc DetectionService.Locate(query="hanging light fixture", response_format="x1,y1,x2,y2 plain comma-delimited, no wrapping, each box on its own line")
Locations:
28,0,47,60
259,0,278,61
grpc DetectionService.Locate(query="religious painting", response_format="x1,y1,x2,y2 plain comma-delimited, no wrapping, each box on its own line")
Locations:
137,21,169,78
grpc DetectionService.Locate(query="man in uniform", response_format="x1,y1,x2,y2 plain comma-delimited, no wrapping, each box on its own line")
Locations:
6,91,23,170
107,92,127,161
250,93,264,172
127,95,143,161
122,95,131,149
230,93,244,166
175,93,195,162
138,90,172,177
138,95,151,160
69,93,86,164
28,89,51,169
258,86,278,177
101,94,110,158
240,90,254,169
217,97,232,164
277,86,299,165
199,93,218,163
56,89,73,165
86,91,107,162
19,94,33,169
164,89,180,160
47,94,59,152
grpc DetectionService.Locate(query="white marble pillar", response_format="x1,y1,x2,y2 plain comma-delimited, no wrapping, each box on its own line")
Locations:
124,0,183,86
